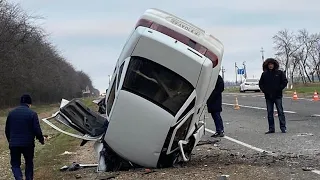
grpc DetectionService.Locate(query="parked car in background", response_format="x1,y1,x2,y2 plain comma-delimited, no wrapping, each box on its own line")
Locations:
239,78,260,92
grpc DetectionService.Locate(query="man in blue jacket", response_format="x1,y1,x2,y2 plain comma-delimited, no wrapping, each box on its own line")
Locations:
5,94,45,180
207,74,225,137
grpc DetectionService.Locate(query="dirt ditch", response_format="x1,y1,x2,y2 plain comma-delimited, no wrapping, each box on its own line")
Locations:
58,140,320,180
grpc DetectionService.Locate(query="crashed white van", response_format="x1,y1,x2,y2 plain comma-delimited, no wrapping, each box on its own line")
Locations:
42,8,224,171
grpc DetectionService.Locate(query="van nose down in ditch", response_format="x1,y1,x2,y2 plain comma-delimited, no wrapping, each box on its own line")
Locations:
42,7,224,172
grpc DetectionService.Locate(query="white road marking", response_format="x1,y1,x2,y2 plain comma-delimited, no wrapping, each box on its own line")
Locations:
222,103,297,114
205,128,273,154
283,96,313,101
311,114,320,117
312,170,320,175
252,95,265,97
224,93,315,101
204,128,320,176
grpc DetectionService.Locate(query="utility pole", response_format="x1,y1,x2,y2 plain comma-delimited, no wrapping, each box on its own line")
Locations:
221,66,226,79
260,47,264,62
235,62,238,85
243,61,247,79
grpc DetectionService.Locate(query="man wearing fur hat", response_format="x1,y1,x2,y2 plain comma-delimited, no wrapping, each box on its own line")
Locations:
259,58,288,134
5,94,45,180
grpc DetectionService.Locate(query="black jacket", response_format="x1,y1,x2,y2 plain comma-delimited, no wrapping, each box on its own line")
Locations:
259,59,288,99
207,75,224,113
5,104,44,147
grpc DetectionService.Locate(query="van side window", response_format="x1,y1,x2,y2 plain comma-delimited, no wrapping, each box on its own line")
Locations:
117,63,125,90
122,56,194,116
106,80,116,115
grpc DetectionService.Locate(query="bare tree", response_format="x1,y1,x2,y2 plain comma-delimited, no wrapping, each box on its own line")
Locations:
0,0,97,108
308,33,320,82
273,29,300,77
295,29,314,83
290,52,302,84
273,29,320,84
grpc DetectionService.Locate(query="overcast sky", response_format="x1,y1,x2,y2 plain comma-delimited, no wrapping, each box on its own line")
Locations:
10,0,320,92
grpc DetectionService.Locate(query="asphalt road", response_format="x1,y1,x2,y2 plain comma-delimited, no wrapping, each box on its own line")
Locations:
202,92,320,179
223,92,320,117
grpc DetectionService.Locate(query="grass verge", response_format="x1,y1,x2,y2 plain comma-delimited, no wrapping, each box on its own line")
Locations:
33,131,80,180
224,83,319,96
0,103,59,117
284,83,320,96
0,97,98,180
34,97,97,180
224,87,239,93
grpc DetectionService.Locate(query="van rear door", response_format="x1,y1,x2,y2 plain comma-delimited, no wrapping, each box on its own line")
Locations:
42,99,108,141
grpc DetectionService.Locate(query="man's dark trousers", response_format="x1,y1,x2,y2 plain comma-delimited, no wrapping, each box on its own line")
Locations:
211,112,224,133
266,98,286,132
10,146,34,180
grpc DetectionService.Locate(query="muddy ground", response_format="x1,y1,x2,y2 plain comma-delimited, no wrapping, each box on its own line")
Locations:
59,140,320,180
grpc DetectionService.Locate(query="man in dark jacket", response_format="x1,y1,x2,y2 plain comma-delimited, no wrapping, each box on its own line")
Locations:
259,58,288,134
5,94,45,180
207,74,225,137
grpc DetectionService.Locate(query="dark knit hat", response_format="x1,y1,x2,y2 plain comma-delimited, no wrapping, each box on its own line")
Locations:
20,94,32,104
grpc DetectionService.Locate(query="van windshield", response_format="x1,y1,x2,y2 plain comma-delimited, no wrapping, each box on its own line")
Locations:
122,56,194,115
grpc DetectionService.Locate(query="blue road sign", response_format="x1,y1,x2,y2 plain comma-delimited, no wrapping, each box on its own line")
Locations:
237,69,245,75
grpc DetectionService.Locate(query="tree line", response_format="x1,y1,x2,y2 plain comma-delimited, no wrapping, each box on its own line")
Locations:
0,0,99,108
273,29,320,84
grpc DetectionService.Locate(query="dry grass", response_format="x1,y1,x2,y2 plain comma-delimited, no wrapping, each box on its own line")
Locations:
0,97,97,180
285,83,320,96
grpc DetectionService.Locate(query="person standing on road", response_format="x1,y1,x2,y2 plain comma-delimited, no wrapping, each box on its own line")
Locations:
207,74,225,137
5,94,45,180
259,58,288,134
